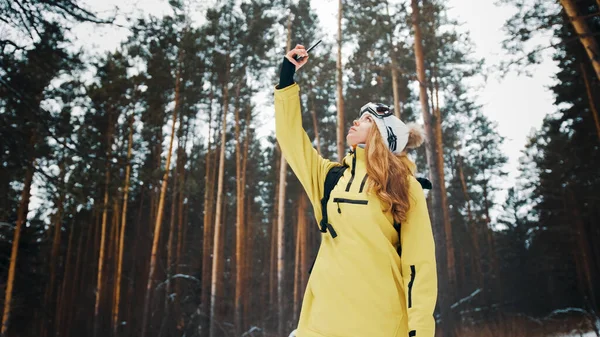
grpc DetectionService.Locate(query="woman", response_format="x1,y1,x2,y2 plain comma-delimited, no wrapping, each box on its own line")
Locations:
275,44,438,337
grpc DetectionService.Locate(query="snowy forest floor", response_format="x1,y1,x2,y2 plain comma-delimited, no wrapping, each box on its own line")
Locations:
451,312,600,337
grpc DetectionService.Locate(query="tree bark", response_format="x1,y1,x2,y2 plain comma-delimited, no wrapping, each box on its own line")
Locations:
580,62,600,141
240,105,251,329
201,82,216,337
566,187,598,312
209,55,230,337
560,0,600,81
269,158,279,311
113,114,134,336
336,0,346,161
243,195,253,329
43,161,66,337
457,156,483,288
432,74,456,288
293,192,307,321
1,155,35,336
94,141,113,337
276,154,287,336
159,157,179,337
308,83,322,154
234,81,245,336
141,56,181,337
410,0,454,335
174,121,189,332
57,223,78,337
385,0,402,118
109,198,119,335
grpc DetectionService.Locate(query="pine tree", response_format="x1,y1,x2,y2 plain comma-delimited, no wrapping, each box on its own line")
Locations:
0,22,76,336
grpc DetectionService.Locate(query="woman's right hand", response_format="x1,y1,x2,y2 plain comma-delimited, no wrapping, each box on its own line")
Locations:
285,44,309,71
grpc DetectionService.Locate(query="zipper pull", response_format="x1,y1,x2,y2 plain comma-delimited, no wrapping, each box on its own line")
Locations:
337,201,341,214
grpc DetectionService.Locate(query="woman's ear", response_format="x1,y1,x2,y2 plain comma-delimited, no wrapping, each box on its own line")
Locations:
405,123,425,149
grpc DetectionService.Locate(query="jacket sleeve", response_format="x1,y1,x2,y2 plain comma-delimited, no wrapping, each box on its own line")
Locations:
274,83,337,215
400,176,438,337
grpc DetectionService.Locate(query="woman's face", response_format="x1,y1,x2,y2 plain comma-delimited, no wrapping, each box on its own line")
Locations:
346,114,375,147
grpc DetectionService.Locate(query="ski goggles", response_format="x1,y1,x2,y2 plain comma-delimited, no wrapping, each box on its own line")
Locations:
359,102,394,119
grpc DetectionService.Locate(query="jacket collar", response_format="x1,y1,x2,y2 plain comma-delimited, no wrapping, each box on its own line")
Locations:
343,145,418,176
344,146,367,173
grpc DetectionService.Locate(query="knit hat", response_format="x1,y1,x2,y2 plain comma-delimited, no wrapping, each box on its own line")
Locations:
359,102,412,154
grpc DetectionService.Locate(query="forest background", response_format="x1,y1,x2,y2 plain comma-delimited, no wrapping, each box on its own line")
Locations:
1,0,599,337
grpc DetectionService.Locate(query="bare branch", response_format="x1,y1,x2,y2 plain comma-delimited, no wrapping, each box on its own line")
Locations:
497,31,600,77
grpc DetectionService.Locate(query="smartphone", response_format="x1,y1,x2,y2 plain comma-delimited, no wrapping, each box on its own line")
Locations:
294,39,322,61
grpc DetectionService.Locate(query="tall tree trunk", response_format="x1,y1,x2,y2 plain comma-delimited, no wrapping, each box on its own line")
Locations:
209,56,230,337
240,105,251,329
566,187,598,312
141,58,182,337
68,219,92,337
269,189,278,309
234,81,245,336
385,0,401,118
293,204,301,321
161,105,187,337
84,212,99,335
300,199,309,292
108,198,119,335
94,145,113,337
456,156,483,288
410,0,454,335
432,74,456,287
560,0,600,81
56,223,77,337
201,82,216,337
125,191,145,337
308,83,321,154
293,192,307,321
269,151,279,312
174,122,189,333
159,161,179,337
276,155,287,336
243,197,253,329
43,162,66,337
580,62,600,141
113,114,134,336
336,0,346,161
1,154,35,336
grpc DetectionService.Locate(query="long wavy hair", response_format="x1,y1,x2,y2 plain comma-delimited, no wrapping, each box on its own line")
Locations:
364,121,425,224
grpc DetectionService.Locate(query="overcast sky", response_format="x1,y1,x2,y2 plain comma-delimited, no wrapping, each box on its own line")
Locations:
30,0,558,220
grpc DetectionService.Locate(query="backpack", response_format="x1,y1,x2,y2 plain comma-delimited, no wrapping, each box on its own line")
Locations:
310,165,432,273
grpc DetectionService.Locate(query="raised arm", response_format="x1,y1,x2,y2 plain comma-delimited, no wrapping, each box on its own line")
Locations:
400,176,438,337
274,44,337,212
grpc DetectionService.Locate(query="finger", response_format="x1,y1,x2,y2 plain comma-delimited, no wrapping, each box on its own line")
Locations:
285,55,300,67
296,44,305,49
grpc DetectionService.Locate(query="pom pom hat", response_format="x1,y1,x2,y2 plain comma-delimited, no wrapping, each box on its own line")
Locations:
359,102,415,154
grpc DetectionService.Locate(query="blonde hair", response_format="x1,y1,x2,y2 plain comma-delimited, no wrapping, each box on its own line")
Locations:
364,122,425,224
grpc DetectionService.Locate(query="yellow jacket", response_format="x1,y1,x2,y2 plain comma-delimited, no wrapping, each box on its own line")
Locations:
275,83,438,337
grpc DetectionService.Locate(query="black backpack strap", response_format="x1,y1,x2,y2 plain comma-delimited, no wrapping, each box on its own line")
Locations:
309,165,347,274
395,177,433,257
319,165,347,239
416,177,432,190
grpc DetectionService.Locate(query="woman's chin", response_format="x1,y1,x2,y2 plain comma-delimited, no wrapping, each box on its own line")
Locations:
346,137,355,147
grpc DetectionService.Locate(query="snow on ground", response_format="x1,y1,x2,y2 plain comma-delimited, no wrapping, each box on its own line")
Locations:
555,332,597,337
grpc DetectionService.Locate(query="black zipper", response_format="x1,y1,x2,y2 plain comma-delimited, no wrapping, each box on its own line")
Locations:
345,153,357,192
332,198,368,205
332,197,368,214
408,265,416,308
